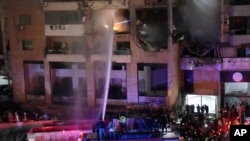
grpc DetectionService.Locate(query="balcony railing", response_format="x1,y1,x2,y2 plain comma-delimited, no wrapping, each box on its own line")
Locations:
113,49,131,55
91,47,131,55
45,47,84,55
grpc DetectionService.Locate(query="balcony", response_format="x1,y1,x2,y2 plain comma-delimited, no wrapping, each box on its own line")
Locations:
113,49,130,55
45,24,84,36
88,0,129,9
229,5,250,16
180,58,221,71
90,54,131,63
45,47,86,62
229,34,250,46
222,58,250,70
90,47,131,63
41,1,83,11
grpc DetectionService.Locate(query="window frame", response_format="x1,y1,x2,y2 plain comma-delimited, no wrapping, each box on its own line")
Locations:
22,40,33,50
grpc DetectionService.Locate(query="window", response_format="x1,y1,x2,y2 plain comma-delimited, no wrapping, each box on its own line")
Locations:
186,94,217,114
136,8,168,51
112,63,126,70
223,82,250,111
117,41,130,50
20,15,31,25
137,63,168,96
229,16,250,35
0,59,4,70
50,62,72,69
24,61,45,98
53,42,67,54
45,11,84,24
224,82,250,96
115,41,131,55
113,9,130,34
22,40,33,50
246,46,250,57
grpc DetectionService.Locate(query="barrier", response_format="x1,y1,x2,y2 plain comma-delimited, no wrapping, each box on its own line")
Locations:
120,132,152,140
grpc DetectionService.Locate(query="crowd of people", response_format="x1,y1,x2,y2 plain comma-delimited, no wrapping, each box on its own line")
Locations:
3,101,250,141
185,104,209,114
91,108,170,140
175,102,250,141
0,110,49,123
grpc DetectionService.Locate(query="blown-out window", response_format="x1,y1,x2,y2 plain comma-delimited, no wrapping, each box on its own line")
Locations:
229,16,250,35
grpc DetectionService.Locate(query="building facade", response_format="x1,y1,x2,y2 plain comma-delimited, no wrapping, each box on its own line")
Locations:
3,0,249,116
219,0,250,108
6,0,171,109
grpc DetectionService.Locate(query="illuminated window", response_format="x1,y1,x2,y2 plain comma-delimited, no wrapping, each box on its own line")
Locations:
113,9,130,34
186,94,217,114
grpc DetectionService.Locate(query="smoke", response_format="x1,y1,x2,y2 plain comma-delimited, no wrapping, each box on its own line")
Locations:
71,9,114,120
180,0,220,45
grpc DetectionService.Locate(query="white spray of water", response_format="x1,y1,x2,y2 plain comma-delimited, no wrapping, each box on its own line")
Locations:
101,10,114,120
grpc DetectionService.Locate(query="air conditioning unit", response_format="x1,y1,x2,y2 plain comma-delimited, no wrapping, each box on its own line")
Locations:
58,25,65,30
17,24,24,30
50,25,57,30
82,16,86,23
50,25,65,30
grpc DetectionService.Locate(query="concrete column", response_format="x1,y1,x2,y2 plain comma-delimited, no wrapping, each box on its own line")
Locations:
220,0,224,42
86,60,96,107
127,1,138,104
72,64,79,90
144,66,151,93
129,0,136,36
167,0,180,111
44,60,52,104
126,63,138,103
84,8,96,107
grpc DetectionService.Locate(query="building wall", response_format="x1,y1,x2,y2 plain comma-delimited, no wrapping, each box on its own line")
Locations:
5,0,225,110
6,0,45,102
6,0,169,105
193,69,219,95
